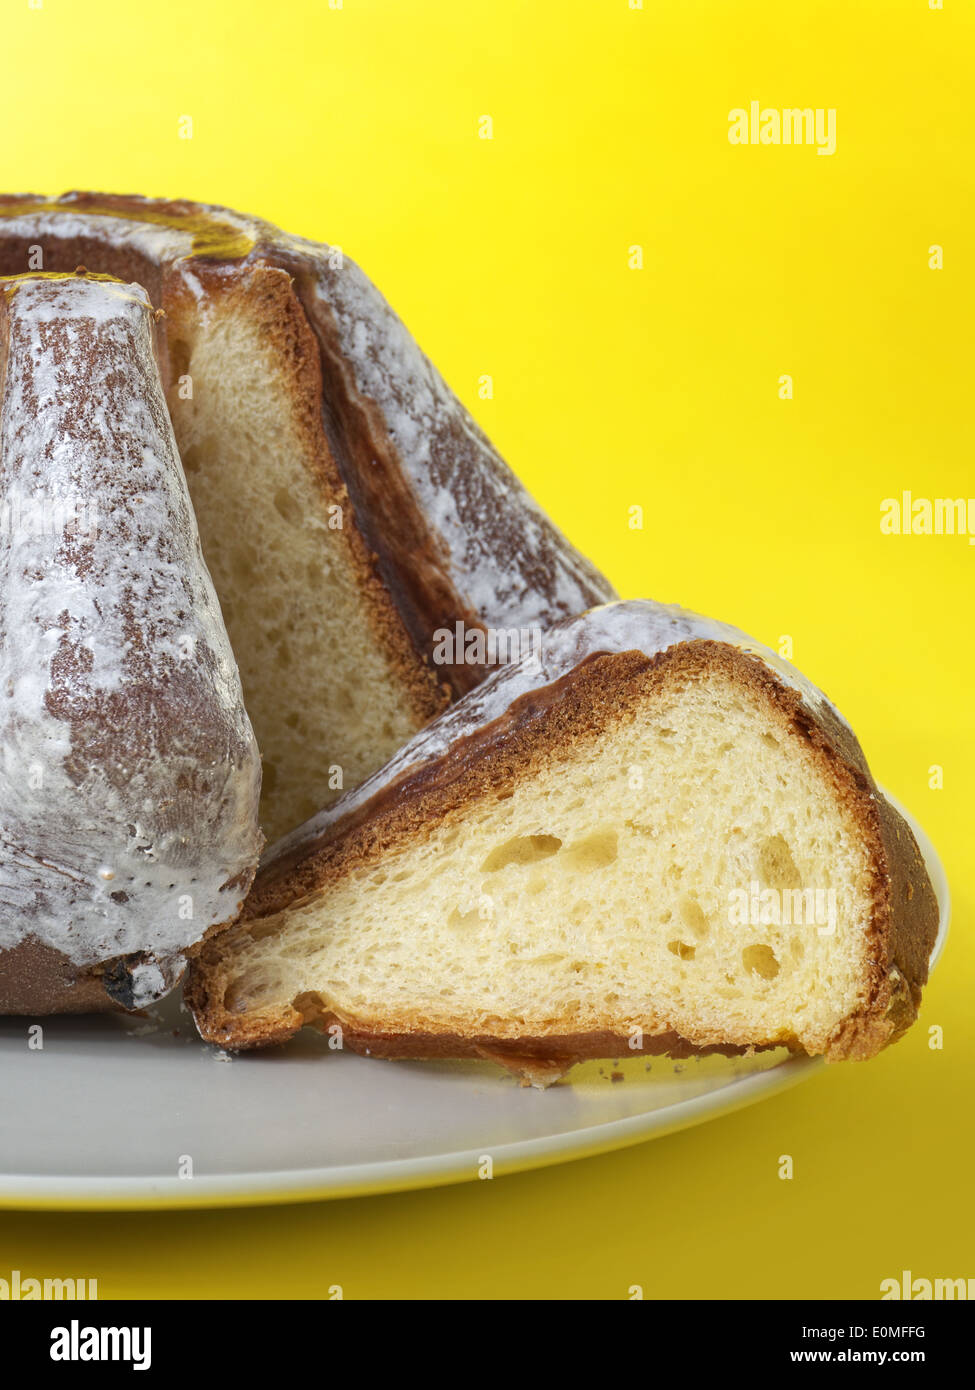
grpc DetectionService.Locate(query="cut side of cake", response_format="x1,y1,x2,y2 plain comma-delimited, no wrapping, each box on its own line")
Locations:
186,602,938,1083
0,194,616,841
0,272,262,1013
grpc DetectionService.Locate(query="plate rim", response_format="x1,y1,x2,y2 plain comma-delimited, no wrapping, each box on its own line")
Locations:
0,1055,825,1211
0,789,949,1210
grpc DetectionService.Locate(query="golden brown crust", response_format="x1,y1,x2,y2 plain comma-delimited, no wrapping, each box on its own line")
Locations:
186,640,939,1072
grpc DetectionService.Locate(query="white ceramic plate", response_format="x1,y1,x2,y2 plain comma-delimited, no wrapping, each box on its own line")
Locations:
0,793,949,1210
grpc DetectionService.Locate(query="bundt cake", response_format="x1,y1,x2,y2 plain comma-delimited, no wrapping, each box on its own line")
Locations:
0,194,616,842
186,601,939,1084
0,271,262,1013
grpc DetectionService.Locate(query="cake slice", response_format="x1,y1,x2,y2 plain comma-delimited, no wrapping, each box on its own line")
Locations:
0,272,262,1013
186,602,938,1083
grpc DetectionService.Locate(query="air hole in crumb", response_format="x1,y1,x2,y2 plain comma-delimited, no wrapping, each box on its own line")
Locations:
667,940,695,960
757,834,801,890
742,944,780,980
293,991,327,1023
562,830,618,871
447,906,480,929
481,835,562,872
679,895,709,938
273,487,305,526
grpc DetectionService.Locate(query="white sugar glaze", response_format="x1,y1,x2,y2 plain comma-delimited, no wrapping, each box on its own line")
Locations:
0,274,261,986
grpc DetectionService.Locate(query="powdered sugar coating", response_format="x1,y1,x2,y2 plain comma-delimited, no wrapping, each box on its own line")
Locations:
270,599,849,863
0,193,256,266
0,209,195,265
0,274,261,986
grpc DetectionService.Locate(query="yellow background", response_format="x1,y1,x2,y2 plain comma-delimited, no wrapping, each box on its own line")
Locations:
1,0,971,1298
